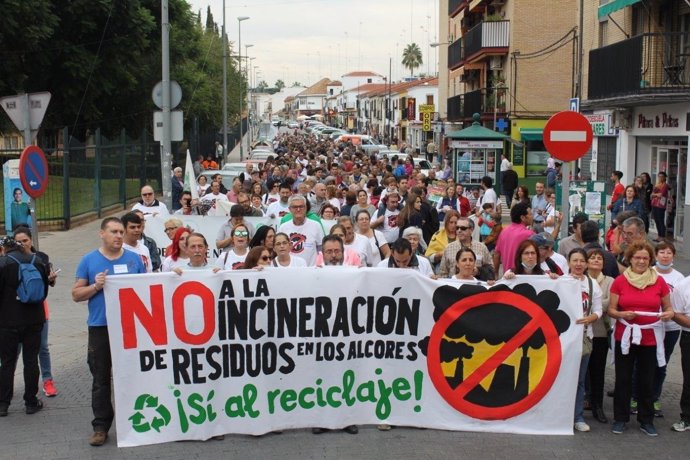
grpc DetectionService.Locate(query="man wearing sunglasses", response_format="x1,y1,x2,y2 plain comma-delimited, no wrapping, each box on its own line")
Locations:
438,217,493,280
131,185,169,217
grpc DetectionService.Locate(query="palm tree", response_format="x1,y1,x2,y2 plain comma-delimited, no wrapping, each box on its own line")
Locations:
402,43,423,77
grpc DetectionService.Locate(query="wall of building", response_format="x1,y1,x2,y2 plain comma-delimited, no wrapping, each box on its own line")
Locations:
507,0,577,116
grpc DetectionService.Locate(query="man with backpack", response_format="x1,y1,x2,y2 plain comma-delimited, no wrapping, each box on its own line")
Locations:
0,236,50,417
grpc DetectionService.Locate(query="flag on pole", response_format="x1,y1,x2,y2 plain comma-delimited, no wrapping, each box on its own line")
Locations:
184,149,199,200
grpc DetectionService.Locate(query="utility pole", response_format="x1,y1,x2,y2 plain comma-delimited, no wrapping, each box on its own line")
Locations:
222,0,228,161
238,16,250,161
560,0,585,240
161,0,172,209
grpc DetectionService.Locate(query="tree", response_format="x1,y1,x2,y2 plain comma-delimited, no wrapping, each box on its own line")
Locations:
291,81,302,87
402,43,423,77
205,6,214,31
257,81,268,92
0,0,244,139
274,79,285,91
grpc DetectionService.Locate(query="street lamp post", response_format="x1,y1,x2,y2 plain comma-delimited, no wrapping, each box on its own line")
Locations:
222,0,228,161
244,47,254,145
238,16,250,160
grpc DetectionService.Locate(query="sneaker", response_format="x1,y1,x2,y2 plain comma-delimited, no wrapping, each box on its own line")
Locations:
89,431,108,446
25,399,43,415
630,399,638,415
653,401,663,418
377,424,392,431
612,421,626,434
672,420,690,432
43,379,57,397
640,423,658,437
574,422,591,432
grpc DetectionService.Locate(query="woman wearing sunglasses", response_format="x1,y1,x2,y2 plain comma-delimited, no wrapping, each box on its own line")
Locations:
243,246,273,269
215,224,251,270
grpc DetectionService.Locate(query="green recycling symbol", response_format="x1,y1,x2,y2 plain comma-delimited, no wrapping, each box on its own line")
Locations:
128,394,172,433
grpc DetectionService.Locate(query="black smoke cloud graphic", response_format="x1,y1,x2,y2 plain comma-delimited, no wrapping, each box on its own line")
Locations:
420,283,570,408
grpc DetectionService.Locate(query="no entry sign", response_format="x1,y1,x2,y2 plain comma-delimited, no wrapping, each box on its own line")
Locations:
543,111,593,162
19,145,49,199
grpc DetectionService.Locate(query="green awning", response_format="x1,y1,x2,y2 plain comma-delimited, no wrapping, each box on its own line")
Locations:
520,128,543,142
598,0,641,18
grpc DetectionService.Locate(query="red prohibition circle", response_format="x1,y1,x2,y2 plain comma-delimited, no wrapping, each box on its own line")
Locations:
427,291,562,420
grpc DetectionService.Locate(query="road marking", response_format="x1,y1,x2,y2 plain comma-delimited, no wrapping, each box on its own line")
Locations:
550,130,587,142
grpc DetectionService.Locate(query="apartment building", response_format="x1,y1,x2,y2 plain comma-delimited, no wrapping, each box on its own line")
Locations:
438,0,577,184
583,0,690,247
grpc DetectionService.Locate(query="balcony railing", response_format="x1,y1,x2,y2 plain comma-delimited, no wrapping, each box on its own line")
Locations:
449,0,467,17
447,95,463,121
464,20,510,60
448,39,464,70
588,32,690,100
447,88,507,121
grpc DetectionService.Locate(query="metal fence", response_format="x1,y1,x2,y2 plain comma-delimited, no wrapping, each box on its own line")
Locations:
0,127,163,230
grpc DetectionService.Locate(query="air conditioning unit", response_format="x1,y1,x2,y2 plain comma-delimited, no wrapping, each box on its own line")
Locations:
490,56,503,70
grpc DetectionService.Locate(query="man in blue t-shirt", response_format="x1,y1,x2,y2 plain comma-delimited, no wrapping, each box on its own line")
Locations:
72,217,145,447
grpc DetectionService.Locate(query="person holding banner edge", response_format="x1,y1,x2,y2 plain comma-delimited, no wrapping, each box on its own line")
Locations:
72,217,146,447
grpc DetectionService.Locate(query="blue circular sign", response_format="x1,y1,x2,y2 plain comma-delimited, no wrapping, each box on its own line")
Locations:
19,145,49,199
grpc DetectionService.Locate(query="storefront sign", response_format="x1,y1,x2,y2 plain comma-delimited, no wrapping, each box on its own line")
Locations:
586,113,611,136
449,140,503,149
631,103,689,136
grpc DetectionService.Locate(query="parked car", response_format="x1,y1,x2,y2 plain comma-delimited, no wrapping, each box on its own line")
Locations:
287,121,299,129
413,157,433,177
197,170,239,190
249,150,276,161
222,161,262,174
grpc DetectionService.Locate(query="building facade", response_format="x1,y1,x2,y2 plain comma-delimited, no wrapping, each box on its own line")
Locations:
439,0,577,183
583,0,690,247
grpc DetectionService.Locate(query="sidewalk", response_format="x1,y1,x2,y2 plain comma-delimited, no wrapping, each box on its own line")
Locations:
0,219,689,458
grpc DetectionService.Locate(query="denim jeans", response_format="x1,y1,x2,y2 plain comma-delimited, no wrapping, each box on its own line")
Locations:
39,321,52,381
88,327,113,432
0,323,43,407
575,353,591,423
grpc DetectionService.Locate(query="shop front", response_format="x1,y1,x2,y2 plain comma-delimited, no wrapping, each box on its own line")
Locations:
627,103,690,246
509,119,549,179
446,114,508,186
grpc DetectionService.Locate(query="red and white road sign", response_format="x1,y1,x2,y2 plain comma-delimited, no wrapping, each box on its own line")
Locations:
543,111,593,162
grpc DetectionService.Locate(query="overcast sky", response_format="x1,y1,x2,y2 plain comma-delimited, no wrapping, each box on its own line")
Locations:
188,0,440,87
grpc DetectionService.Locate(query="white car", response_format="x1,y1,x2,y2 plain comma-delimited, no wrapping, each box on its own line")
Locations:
414,158,434,177
249,150,276,161
287,121,299,129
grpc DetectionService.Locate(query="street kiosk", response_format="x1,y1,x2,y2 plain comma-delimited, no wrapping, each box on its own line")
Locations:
445,113,508,186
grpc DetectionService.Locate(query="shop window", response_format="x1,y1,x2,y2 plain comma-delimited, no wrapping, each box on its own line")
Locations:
525,140,550,176
596,137,617,194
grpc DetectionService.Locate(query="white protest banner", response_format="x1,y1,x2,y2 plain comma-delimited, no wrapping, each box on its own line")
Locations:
105,271,583,446
145,215,337,263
